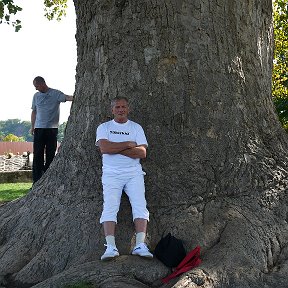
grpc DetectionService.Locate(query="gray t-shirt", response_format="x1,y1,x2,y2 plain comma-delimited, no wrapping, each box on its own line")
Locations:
31,88,66,128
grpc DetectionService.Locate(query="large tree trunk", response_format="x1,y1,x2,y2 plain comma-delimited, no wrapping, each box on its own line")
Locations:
1,0,288,287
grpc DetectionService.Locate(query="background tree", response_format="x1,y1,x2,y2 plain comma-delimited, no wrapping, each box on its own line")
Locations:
2,133,24,142
0,119,66,142
1,1,288,288
272,0,288,129
0,119,33,141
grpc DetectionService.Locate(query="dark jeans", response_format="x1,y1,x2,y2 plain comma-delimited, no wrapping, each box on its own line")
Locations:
33,128,58,183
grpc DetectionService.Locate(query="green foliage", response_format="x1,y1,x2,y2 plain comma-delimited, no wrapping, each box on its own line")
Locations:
273,96,288,131
0,0,68,31
0,182,31,202
0,119,32,141
0,0,22,31
44,0,68,21
2,133,24,142
272,0,288,130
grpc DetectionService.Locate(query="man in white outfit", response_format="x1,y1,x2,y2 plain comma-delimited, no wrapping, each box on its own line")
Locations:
96,97,153,261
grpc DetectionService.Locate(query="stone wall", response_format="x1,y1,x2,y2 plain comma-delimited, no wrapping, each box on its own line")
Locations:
0,155,32,183
0,171,32,183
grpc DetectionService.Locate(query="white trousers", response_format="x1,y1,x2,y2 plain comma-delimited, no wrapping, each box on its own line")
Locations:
100,173,149,224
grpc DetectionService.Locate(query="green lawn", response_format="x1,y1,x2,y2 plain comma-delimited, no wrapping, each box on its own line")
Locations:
0,183,32,203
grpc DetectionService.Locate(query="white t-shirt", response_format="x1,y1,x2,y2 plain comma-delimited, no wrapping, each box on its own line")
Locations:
96,119,148,175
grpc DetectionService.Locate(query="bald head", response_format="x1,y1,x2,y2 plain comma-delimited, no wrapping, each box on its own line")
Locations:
33,76,46,84
33,76,48,93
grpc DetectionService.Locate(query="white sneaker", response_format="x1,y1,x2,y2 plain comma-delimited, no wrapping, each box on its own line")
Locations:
101,244,119,261
132,243,153,258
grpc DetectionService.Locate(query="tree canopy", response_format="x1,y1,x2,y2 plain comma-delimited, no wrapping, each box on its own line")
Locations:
0,0,68,31
1,133,24,142
0,119,32,141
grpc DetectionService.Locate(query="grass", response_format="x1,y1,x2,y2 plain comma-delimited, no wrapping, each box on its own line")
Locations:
0,183,32,203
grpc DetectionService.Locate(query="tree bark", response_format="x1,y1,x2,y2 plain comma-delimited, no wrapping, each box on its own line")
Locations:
1,0,288,287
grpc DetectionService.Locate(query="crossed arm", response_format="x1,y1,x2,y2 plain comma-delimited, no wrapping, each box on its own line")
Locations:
97,139,147,159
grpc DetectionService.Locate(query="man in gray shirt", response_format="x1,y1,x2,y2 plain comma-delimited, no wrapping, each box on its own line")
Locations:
31,76,73,183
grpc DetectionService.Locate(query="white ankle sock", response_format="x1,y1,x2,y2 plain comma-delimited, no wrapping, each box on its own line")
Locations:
136,232,146,245
105,235,116,247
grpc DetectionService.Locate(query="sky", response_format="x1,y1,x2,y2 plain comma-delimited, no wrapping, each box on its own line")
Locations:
0,0,77,123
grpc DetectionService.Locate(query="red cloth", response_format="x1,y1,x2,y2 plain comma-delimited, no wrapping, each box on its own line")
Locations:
162,246,201,283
